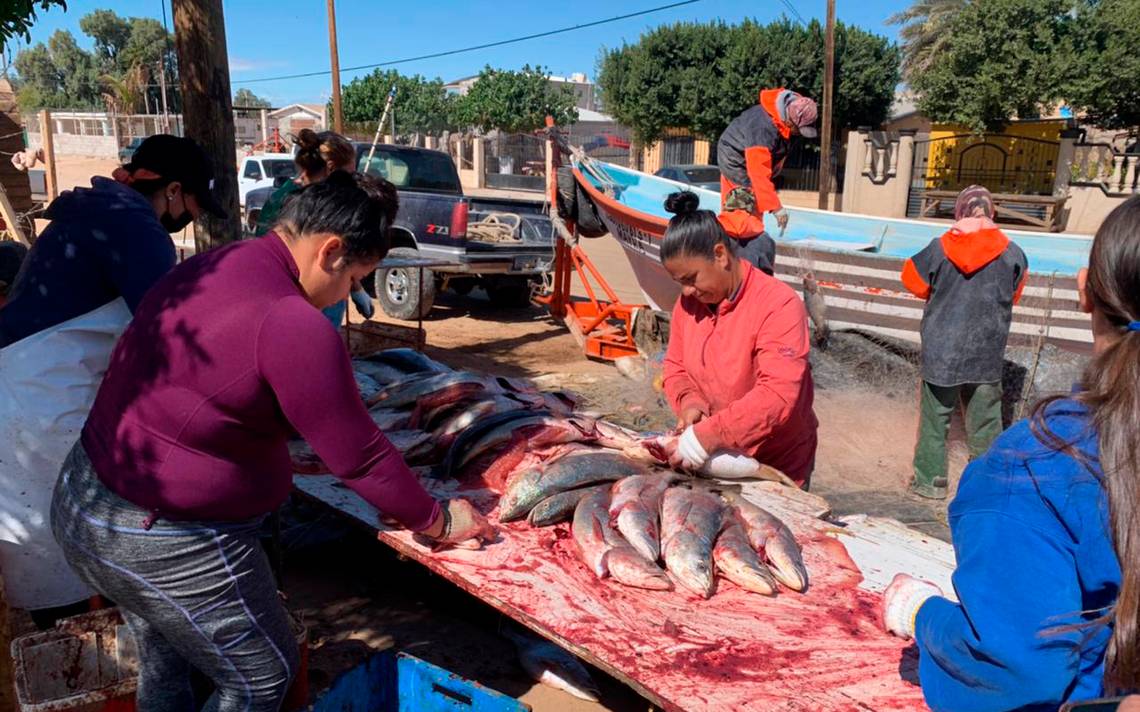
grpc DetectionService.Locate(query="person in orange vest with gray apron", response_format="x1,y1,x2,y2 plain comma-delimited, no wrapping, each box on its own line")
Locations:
0,134,222,627
716,88,819,274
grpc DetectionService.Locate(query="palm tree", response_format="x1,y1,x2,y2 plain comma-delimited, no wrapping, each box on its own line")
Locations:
888,0,968,81
100,62,148,115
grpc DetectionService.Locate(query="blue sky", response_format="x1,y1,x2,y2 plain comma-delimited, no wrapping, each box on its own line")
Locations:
11,0,911,107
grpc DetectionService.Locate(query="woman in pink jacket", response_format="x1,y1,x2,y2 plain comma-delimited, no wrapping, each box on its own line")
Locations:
659,191,818,487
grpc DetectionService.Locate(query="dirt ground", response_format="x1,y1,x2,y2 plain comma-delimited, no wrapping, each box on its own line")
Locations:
31,156,1086,711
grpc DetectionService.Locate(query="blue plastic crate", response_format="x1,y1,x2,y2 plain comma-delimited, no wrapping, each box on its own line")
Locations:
311,651,530,712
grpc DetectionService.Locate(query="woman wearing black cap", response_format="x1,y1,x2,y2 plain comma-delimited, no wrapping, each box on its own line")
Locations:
0,133,223,628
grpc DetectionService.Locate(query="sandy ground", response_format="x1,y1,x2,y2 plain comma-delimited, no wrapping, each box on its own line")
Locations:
27,156,988,710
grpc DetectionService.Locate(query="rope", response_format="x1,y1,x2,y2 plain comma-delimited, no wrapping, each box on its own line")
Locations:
467,212,523,243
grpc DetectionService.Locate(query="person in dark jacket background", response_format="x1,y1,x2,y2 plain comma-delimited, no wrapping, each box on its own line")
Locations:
900,185,1028,499
0,240,28,309
0,134,222,627
715,88,818,273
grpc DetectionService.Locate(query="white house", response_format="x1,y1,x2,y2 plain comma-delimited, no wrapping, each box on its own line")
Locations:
268,104,327,139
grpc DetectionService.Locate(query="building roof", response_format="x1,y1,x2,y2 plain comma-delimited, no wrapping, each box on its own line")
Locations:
268,103,324,119
575,108,614,123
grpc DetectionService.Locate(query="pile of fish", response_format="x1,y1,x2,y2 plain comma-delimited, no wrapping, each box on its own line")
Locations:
289,348,808,599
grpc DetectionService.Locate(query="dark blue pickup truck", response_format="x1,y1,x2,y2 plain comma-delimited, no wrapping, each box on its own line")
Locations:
244,143,554,319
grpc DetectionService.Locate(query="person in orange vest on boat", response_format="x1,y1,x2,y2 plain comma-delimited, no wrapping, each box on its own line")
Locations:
716,88,819,274
659,191,818,488
900,185,1029,499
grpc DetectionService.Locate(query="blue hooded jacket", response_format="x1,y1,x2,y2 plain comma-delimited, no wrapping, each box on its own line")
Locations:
915,399,1120,710
0,177,175,348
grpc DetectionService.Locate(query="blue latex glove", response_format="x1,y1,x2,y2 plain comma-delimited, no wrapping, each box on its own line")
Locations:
350,280,374,319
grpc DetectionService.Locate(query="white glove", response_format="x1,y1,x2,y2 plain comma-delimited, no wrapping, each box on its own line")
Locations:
676,426,709,471
882,573,942,639
773,208,789,236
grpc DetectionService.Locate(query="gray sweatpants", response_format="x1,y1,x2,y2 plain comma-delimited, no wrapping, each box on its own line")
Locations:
51,443,299,712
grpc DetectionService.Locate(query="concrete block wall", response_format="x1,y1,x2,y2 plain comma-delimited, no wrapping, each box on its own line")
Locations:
26,132,119,159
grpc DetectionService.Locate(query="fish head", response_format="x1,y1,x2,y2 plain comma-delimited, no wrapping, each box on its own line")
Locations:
670,547,714,598
498,469,543,521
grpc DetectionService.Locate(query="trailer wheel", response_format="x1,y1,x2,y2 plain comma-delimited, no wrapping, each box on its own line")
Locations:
376,247,436,320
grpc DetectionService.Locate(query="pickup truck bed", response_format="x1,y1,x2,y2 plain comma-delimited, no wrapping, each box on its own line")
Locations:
244,143,554,320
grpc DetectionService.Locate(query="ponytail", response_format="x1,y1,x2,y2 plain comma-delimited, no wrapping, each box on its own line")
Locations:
1031,195,1140,692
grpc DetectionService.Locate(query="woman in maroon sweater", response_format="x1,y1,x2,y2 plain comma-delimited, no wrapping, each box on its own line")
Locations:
50,172,493,711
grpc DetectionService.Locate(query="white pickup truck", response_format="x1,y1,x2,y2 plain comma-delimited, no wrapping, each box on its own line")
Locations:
237,154,297,207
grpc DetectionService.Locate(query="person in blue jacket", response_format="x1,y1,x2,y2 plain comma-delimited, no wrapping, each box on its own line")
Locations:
882,195,1140,710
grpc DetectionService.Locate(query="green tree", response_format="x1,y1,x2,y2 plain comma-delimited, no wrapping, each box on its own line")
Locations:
1066,0,1140,129
14,29,103,110
2,1,67,45
597,19,899,144
452,65,578,134
100,62,147,114
910,0,1071,131
233,87,271,114
80,9,132,68
14,10,176,113
340,69,456,136
888,0,967,82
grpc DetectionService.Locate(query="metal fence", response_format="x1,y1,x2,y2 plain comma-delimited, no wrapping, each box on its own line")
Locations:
907,132,1061,219
772,140,843,193
485,132,546,191
563,124,634,167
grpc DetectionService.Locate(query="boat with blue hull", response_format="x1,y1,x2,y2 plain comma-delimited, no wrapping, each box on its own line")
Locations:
570,159,1093,350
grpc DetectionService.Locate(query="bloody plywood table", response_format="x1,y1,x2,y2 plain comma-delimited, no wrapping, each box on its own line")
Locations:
294,473,955,711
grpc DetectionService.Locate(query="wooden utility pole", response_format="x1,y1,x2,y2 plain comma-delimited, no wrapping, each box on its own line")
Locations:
172,0,241,250
37,110,57,201
157,58,171,133
327,0,344,134
817,0,836,210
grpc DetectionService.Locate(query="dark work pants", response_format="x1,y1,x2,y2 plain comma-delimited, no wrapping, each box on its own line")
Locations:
732,233,776,275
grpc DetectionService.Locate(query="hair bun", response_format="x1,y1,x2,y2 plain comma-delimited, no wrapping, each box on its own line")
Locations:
295,128,319,150
664,191,700,216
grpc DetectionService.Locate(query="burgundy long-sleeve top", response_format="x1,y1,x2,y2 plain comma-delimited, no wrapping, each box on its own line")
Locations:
82,233,439,530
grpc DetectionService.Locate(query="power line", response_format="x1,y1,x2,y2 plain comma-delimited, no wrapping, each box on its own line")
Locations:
777,0,808,25
232,0,703,85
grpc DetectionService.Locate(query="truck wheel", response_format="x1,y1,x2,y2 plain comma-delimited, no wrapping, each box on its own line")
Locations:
376,247,436,320
486,278,534,308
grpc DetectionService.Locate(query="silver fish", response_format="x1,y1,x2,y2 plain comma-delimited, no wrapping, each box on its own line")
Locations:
527,483,610,527
353,371,383,403
571,488,671,591
713,513,779,596
660,487,723,598
500,450,650,522
370,408,412,431
364,348,451,376
456,414,598,471
608,473,676,562
368,371,499,409
723,491,808,592
502,628,600,702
